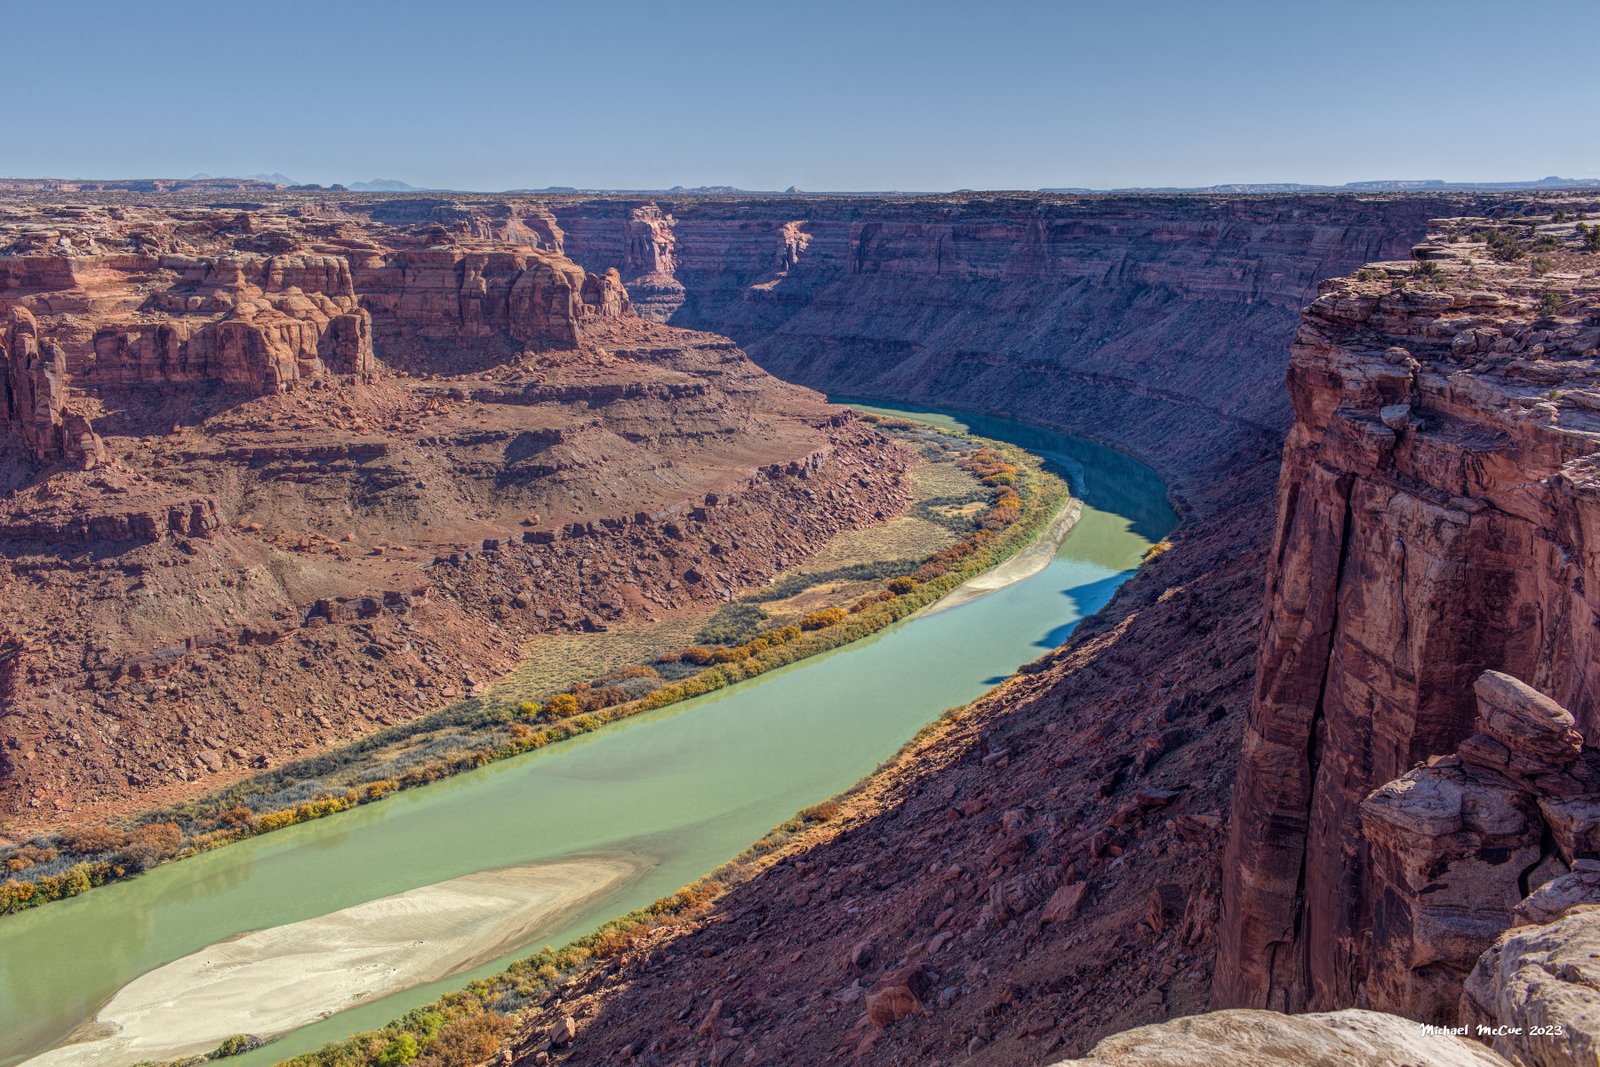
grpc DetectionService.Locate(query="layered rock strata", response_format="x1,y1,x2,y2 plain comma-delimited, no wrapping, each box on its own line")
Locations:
1218,208,1600,1016
544,193,1477,512
0,200,908,828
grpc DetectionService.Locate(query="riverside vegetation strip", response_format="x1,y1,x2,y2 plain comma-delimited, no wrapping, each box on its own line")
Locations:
0,415,1067,919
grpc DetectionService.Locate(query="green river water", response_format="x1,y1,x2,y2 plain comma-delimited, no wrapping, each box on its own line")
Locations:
0,404,1174,1066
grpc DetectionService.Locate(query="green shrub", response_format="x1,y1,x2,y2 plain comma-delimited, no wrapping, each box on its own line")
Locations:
375,1034,418,1067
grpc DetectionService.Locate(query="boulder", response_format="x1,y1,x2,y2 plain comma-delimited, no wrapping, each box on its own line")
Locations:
1461,906,1600,1067
1057,1009,1509,1066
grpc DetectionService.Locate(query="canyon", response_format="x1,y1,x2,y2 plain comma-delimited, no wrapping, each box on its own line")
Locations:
0,199,908,828
7,184,1600,1067
478,196,1600,1064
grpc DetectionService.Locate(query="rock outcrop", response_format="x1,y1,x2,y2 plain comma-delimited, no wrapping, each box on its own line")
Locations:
1217,209,1600,1017
1055,1009,1510,1067
1,306,104,467
1360,672,1598,1023
1463,902,1600,1066
620,205,685,322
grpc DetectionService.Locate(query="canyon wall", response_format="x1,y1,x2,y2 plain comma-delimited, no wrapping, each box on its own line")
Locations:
547,194,1474,510
1216,212,1600,1018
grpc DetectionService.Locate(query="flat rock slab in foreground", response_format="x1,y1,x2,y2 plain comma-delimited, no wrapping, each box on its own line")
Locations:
1057,1008,1510,1066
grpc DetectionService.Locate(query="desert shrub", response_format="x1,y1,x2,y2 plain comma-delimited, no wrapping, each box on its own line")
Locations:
544,693,580,717
118,822,182,871
412,1012,509,1067
241,778,332,813
800,799,844,822
886,576,920,595
746,561,911,603
851,590,895,613
695,603,767,646
62,825,127,856
608,675,661,701
800,607,849,631
1411,259,1444,282
210,1034,264,1058
1355,267,1385,282
679,645,717,666
1540,291,1563,315
4,844,58,872
217,805,254,828
1531,256,1554,277
1580,222,1600,251
710,646,751,663
1480,228,1525,261
374,1034,418,1067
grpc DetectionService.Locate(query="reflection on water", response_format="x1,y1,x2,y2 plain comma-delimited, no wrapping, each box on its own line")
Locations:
0,403,1175,1067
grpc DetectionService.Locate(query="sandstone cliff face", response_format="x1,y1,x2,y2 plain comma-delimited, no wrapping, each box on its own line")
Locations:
1217,210,1600,1017
1,306,104,467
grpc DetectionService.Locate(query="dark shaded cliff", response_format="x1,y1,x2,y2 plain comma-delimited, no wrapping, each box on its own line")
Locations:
550,193,1474,514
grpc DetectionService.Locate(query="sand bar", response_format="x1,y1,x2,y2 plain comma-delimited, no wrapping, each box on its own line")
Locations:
921,497,1084,616
25,855,646,1067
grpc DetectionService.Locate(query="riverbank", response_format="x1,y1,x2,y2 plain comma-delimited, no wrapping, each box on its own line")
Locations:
922,498,1084,616
23,856,646,1067
2,404,1170,1067
0,420,1066,922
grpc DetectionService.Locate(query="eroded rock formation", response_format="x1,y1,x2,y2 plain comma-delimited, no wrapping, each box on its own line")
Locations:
1217,210,1600,1019
0,198,908,829
1360,671,1598,1023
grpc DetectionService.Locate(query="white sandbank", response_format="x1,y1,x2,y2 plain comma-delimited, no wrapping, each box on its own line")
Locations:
921,497,1083,617
25,855,645,1067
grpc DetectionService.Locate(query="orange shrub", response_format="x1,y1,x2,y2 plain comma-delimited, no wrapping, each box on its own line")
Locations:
545,693,580,717
800,607,849,631
63,826,127,856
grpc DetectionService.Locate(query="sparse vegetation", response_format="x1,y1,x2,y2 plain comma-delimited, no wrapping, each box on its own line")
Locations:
1410,259,1445,285
1479,227,1526,262
0,418,1071,918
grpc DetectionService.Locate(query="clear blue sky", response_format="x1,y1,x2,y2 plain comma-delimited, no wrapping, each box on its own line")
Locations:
9,0,1597,191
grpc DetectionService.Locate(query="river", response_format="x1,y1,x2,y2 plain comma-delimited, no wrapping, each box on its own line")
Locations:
0,404,1175,1066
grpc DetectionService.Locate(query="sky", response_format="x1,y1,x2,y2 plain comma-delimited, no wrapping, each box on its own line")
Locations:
6,0,1598,192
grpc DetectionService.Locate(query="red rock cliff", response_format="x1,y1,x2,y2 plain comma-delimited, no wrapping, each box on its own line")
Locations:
1217,207,1600,1015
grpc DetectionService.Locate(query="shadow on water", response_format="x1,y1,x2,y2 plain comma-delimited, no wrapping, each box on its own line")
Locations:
831,396,1176,542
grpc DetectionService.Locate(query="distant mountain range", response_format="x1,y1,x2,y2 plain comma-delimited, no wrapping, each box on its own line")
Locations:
188,172,302,186
346,178,427,192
